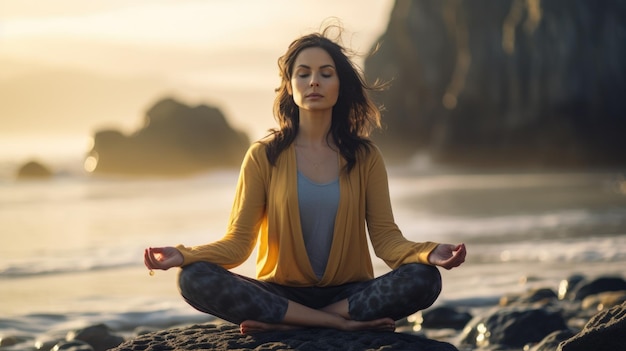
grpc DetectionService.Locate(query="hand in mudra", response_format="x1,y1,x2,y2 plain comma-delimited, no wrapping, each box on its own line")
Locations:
144,246,184,271
428,243,466,270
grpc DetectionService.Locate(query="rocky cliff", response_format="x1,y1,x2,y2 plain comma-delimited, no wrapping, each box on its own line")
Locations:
365,0,626,168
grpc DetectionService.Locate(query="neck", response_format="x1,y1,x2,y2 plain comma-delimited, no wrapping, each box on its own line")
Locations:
297,109,332,147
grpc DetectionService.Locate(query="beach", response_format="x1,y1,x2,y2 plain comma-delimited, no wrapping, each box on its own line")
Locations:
2,160,625,349
2,1,625,349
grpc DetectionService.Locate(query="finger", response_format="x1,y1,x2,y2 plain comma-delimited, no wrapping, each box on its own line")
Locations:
451,247,465,260
450,249,466,267
457,244,467,260
451,244,466,259
442,250,465,269
453,248,465,261
146,247,163,269
144,248,154,269
145,248,156,269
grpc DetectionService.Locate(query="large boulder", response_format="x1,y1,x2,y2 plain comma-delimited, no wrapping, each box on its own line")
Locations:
457,306,568,349
109,323,458,351
85,98,249,176
557,301,626,351
365,0,626,168
419,306,473,330
66,324,124,351
530,330,577,351
569,276,626,301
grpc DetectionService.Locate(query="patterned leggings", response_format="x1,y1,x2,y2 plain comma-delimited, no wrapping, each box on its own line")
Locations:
178,262,441,325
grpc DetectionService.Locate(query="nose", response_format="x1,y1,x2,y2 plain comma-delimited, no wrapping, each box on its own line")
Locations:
310,75,319,87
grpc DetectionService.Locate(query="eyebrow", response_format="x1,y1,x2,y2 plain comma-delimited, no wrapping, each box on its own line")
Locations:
295,64,336,70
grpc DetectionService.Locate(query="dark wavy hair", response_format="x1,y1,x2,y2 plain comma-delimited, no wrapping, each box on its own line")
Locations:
263,25,384,173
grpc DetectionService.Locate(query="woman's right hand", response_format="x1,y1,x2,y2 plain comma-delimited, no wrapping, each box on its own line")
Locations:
144,246,184,271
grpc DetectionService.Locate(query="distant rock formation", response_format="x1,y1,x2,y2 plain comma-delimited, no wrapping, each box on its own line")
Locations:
86,98,249,176
16,160,53,180
365,0,626,168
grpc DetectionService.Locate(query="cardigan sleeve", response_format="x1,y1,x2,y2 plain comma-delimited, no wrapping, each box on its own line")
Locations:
364,146,439,268
175,143,268,269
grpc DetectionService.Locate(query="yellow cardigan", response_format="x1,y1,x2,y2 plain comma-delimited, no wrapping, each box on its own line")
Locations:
176,142,439,287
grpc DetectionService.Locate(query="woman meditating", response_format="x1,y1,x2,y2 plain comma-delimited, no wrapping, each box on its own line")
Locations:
144,24,466,334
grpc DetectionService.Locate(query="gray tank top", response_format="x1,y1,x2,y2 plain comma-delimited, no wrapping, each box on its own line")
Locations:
297,171,339,279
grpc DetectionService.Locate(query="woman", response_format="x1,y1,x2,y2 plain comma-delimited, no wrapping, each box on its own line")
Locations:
144,25,466,334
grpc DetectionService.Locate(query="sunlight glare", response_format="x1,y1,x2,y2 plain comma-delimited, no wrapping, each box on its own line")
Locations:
84,155,98,173
1,1,389,49
2,2,262,47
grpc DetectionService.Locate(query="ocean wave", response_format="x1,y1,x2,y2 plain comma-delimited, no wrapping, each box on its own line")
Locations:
0,260,139,279
466,235,626,264
0,307,215,335
400,208,626,242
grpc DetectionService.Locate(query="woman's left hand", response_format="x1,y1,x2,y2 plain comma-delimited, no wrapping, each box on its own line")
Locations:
144,246,184,271
428,243,467,270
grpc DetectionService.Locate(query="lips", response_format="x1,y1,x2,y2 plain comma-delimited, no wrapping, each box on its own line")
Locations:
306,93,323,98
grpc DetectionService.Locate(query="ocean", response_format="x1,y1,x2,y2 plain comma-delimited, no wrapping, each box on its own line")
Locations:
1,157,625,340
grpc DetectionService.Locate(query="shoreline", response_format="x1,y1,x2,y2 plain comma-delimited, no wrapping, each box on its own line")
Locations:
3,271,625,351
2,262,625,350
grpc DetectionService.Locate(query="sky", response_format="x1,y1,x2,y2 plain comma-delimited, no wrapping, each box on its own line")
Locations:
0,0,395,161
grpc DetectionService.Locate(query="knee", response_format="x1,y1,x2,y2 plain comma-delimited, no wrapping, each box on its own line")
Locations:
178,261,224,294
397,263,442,286
399,263,442,307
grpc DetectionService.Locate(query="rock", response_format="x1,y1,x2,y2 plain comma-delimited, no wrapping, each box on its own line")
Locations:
458,306,568,349
557,274,586,300
66,324,124,351
420,306,472,330
34,330,68,351
364,0,626,168
570,276,626,301
0,334,33,348
34,337,64,351
529,330,576,351
581,290,626,310
557,301,626,351
85,97,249,176
132,326,160,336
109,323,459,351
16,160,53,180
500,287,558,306
51,340,94,351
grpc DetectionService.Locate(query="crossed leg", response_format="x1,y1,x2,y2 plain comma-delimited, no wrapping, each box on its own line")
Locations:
178,262,440,335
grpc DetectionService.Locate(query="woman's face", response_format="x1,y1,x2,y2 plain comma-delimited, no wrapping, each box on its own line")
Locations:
289,47,340,113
